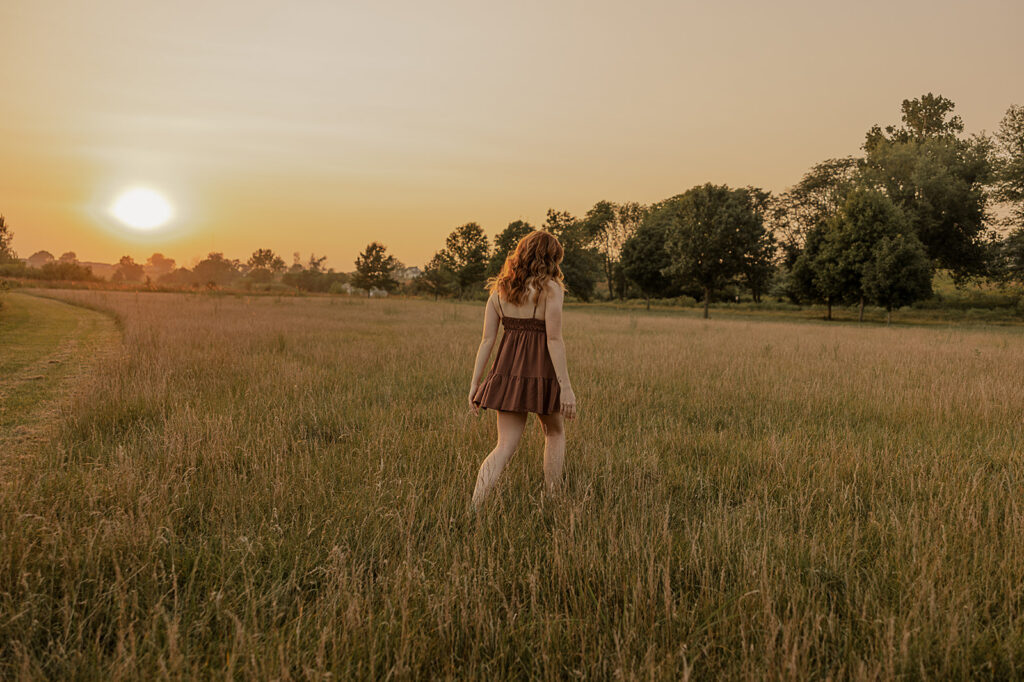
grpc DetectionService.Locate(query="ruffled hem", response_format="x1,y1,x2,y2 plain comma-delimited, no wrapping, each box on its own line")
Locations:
473,374,560,415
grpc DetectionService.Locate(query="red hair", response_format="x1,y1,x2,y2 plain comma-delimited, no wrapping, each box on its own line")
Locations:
487,230,566,305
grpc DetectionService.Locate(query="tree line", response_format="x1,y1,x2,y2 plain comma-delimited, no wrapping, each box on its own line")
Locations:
3,94,1023,318
397,94,1024,320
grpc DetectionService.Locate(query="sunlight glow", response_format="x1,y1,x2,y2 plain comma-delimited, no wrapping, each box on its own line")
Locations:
111,187,173,230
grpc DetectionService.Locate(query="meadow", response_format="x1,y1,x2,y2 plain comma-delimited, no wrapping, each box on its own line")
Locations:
2,290,1023,679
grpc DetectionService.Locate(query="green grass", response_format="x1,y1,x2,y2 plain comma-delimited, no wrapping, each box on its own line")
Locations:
0,293,118,447
2,290,1024,679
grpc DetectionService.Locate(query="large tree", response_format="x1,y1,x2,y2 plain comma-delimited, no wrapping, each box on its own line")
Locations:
771,157,862,269
543,210,603,302
0,215,14,264
487,220,533,277
862,233,933,324
583,201,647,299
796,188,932,321
656,184,769,318
438,223,489,297
620,218,677,309
993,104,1024,227
352,242,399,295
862,93,993,281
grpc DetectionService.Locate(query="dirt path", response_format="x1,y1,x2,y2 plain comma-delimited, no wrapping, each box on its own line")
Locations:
0,292,120,460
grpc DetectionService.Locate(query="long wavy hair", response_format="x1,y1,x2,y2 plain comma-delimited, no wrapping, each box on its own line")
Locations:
486,230,566,305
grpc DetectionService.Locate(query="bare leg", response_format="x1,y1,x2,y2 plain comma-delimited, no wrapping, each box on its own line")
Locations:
538,412,565,494
472,410,528,509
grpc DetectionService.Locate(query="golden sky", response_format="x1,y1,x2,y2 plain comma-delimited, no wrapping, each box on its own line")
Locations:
2,0,1022,270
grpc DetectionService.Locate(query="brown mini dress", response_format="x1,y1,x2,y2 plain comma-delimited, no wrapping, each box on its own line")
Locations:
472,295,561,415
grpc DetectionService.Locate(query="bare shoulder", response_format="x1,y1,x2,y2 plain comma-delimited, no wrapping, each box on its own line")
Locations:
544,279,564,300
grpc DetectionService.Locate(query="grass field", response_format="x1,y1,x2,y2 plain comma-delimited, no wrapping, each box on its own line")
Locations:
2,290,1023,679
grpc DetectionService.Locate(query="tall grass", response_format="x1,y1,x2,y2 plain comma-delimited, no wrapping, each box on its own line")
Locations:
2,290,1023,679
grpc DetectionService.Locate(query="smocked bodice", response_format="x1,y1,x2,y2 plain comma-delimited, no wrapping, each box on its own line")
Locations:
501,316,546,333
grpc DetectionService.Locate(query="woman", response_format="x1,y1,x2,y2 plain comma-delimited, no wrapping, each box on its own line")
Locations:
468,229,577,508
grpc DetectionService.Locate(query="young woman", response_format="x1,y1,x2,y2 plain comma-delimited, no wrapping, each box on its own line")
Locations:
468,230,577,508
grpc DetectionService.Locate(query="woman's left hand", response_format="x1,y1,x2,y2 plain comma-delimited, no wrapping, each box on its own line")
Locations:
468,383,480,416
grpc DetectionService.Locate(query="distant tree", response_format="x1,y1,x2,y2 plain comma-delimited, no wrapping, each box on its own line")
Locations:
740,189,777,302
308,254,328,273
993,104,1024,228
113,255,145,282
245,248,285,283
248,248,285,273
27,251,55,268
146,253,176,280
543,210,603,302
656,184,769,318
352,242,399,295
39,261,96,281
417,252,458,299
288,252,304,274
0,215,15,264
487,220,534,277
436,223,489,297
193,252,240,286
862,233,933,324
798,188,931,321
863,93,993,281
620,219,678,309
58,251,77,263
771,157,862,269
583,201,648,299
999,228,1024,285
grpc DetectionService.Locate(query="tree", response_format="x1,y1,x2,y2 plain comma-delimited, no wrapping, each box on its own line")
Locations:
998,228,1024,284
246,249,285,283
193,252,240,286
543,210,603,302
352,242,399,295
863,93,992,281
146,253,176,280
58,251,77,263
0,215,15,264
620,218,678,309
248,248,285,273
993,104,1024,228
741,189,777,302
797,188,932,321
487,220,533,277
27,251,54,268
113,255,145,282
771,157,862,269
438,223,489,297
307,254,328,273
791,223,842,318
583,201,647,299
863,233,933,324
417,252,457,299
657,184,769,318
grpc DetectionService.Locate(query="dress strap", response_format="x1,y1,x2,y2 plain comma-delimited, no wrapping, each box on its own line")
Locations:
495,296,504,319
532,289,542,319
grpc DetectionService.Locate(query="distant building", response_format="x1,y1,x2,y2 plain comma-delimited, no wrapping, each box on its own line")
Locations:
395,266,421,282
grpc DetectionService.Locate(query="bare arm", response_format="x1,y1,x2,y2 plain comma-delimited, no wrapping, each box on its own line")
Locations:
468,293,501,415
544,283,577,420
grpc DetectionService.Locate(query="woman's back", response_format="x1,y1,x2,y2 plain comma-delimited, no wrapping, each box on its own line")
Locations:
496,284,548,320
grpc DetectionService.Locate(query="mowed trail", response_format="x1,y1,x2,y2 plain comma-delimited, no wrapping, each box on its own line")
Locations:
0,292,119,459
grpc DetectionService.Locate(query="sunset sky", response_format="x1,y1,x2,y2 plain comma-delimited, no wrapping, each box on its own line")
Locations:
2,0,1022,270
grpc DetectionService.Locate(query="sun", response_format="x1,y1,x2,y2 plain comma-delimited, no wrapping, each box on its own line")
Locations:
111,187,173,230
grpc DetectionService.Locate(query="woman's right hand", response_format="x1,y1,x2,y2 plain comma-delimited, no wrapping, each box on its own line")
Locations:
560,385,577,421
